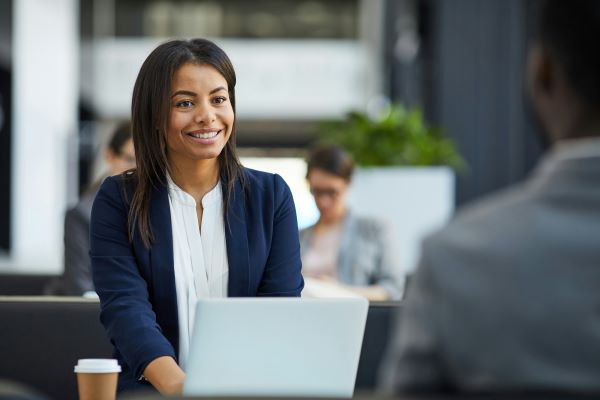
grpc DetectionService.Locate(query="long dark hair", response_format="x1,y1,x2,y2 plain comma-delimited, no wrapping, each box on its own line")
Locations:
129,38,246,247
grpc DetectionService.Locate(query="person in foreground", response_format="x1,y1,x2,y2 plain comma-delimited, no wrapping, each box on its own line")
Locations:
300,145,403,300
90,39,304,395
384,0,600,393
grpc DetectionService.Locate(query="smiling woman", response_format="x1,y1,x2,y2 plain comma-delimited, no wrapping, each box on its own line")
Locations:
89,39,304,396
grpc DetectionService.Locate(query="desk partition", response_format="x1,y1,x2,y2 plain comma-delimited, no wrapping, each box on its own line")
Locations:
0,297,401,400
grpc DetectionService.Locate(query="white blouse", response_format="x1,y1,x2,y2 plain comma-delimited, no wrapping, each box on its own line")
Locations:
167,175,229,370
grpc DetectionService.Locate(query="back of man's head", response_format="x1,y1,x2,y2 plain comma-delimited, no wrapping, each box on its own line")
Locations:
537,0,600,110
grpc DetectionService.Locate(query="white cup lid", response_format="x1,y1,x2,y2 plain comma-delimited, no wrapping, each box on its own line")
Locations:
74,359,121,374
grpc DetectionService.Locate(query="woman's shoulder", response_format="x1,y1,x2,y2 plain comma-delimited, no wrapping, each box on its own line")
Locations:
242,167,278,182
241,167,289,193
96,170,138,205
349,213,389,237
239,167,294,214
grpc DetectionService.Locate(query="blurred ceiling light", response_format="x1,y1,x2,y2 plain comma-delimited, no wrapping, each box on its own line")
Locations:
394,16,420,64
366,95,391,121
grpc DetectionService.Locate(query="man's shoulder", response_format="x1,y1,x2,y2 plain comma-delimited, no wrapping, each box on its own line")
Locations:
424,182,538,256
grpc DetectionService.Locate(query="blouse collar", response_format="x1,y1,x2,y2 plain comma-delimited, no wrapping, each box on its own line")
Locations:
166,173,222,208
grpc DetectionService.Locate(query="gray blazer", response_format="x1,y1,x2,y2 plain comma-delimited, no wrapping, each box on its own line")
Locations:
46,184,99,296
383,145,600,392
300,212,403,300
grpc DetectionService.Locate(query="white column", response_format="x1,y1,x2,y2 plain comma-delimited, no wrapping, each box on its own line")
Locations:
10,0,78,272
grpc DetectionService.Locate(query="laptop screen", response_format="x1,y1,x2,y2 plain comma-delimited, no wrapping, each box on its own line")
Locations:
184,297,368,398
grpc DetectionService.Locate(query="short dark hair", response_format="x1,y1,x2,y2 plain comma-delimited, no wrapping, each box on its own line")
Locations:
129,38,245,247
537,0,600,107
306,145,354,182
107,122,132,155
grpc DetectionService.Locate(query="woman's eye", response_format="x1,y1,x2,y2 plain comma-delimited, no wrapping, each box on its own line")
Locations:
176,100,194,108
213,96,227,104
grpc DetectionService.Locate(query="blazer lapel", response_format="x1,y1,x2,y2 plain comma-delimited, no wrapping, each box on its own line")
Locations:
224,179,250,296
148,183,179,357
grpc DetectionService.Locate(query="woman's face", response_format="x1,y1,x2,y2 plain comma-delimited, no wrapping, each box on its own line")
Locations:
307,168,349,224
166,63,234,165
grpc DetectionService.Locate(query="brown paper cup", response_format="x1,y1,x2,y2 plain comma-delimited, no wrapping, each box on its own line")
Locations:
74,359,121,400
76,372,118,400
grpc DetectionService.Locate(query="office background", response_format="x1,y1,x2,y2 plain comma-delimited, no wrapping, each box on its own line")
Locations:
0,0,545,273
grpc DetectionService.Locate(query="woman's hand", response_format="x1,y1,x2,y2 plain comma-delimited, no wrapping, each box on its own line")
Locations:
143,356,186,396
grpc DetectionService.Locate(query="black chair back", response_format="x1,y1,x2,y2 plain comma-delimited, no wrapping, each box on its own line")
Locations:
0,298,112,400
355,301,401,389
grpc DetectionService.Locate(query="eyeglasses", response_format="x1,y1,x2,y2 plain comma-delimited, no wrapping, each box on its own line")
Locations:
310,187,341,199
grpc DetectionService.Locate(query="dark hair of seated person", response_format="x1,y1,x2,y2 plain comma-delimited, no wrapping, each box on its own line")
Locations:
305,145,355,182
537,0,600,111
107,121,133,158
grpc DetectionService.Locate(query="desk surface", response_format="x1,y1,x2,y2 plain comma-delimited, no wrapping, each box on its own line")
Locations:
122,392,600,400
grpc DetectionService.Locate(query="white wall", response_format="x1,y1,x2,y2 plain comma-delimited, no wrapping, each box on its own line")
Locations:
85,38,369,120
348,167,455,274
2,0,79,272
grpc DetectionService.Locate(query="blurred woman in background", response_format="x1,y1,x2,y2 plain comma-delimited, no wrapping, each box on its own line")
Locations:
300,145,403,300
47,122,135,296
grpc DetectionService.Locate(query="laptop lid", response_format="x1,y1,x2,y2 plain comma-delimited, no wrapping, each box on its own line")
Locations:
183,297,368,398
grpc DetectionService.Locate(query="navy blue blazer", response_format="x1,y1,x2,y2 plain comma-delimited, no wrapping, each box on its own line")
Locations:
90,168,304,392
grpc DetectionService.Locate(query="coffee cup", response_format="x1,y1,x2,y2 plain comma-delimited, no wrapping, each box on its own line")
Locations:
74,359,121,400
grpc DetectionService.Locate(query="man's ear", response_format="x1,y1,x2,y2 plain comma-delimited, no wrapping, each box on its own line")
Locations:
527,45,557,100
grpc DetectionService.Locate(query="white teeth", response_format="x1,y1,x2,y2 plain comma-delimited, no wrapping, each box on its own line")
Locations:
190,130,219,139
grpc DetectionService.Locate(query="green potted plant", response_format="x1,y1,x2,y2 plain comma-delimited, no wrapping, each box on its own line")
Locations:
317,103,465,169
315,103,464,273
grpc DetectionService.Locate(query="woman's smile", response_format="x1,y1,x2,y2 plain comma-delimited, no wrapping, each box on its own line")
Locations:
185,128,223,144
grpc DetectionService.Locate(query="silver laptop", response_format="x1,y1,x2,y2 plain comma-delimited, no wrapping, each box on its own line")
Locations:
183,297,369,398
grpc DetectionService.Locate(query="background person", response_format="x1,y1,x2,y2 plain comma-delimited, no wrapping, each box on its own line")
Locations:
383,0,600,393
90,39,303,395
47,122,135,296
300,145,403,301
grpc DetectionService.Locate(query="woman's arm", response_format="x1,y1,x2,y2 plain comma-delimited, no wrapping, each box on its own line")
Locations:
91,177,177,384
257,174,304,296
143,356,185,395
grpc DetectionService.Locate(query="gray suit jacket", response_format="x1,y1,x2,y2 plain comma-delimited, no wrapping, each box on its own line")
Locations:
384,144,600,392
300,212,403,300
47,184,100,296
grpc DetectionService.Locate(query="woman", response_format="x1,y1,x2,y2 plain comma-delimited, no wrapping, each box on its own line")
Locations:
300,145,402,301
90,39,303,395
48,122,135,296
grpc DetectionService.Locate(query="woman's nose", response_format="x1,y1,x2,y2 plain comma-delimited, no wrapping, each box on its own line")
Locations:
316,196,332,209
194,102,215,125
